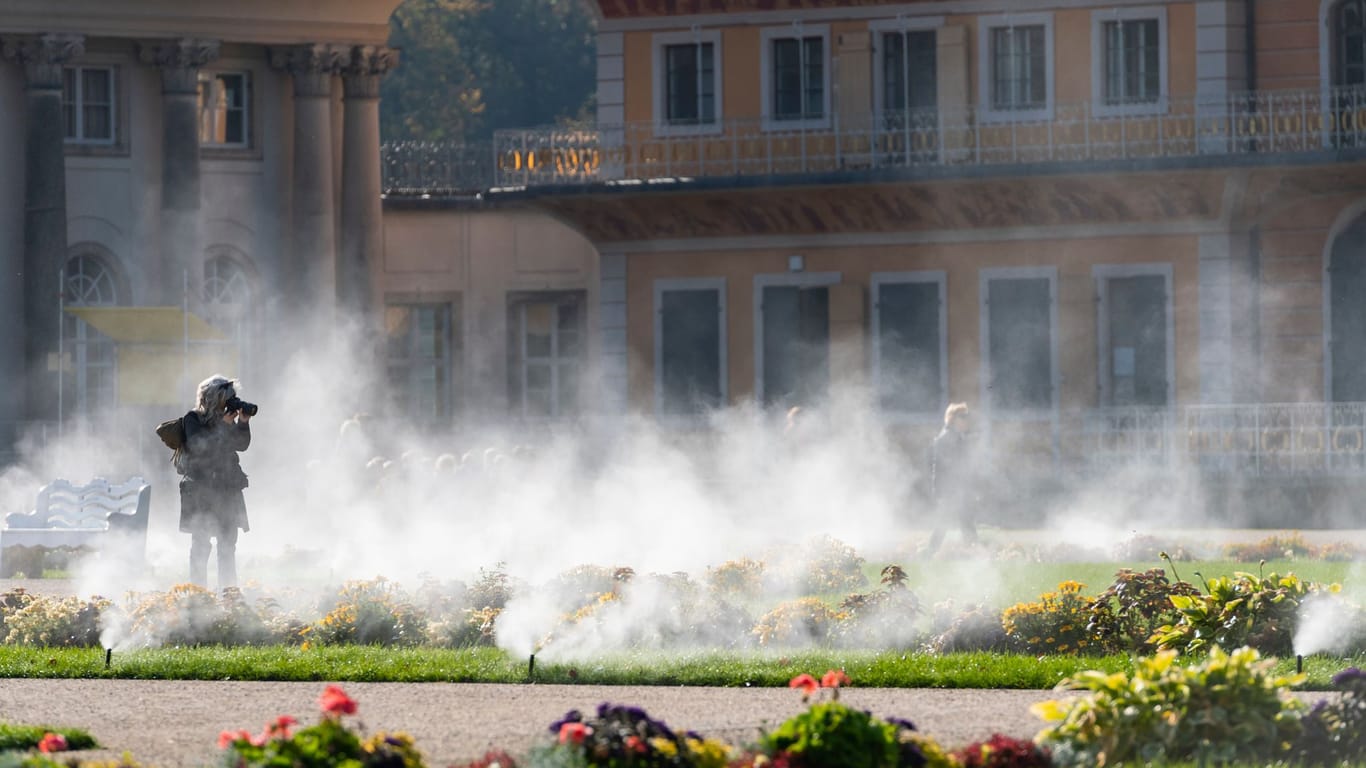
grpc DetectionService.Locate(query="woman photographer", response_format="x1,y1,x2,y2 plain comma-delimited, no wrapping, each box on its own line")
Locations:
177,374,253,589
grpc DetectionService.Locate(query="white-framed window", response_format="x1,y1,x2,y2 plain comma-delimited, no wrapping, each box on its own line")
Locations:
62,66,116,144
980,266,1058,418
977,13,1054,122
653,30,722,134
62,249,120,415
1332,0,1366,86
871,18,941,124
871,271,947,419
386,300,460,424
198,71,251,147
1094,264,1174,407
203,250,255,379
753,271,840,407
654,277,727,417
1091,7,1167,117
760,24,831,130
508,292,583,419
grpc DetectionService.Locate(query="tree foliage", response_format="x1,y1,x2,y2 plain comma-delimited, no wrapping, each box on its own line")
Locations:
381,0,597,143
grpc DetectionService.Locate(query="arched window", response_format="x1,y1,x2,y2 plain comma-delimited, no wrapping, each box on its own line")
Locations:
1335,0,1366,86
203,249,256,379
62,250,120,416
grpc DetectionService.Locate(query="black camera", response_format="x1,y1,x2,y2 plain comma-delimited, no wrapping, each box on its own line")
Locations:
225,396,259,417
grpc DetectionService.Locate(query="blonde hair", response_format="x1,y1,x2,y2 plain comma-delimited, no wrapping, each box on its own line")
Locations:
195,374,239,417
944,402,970,427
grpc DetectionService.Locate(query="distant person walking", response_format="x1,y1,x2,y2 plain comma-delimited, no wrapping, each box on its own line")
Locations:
927,402,979,553
177,375,254,589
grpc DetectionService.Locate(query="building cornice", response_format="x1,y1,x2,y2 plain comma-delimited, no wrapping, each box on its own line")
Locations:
0,0,401,46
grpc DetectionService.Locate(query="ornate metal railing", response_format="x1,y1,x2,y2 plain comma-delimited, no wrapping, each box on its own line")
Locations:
381,141,494,196
471,84,1366,189
1074,403,1366,476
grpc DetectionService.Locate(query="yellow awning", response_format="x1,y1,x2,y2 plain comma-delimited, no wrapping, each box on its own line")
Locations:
64,306,227,343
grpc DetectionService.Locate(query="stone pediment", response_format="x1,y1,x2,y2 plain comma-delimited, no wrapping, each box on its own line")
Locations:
534,171,1229,244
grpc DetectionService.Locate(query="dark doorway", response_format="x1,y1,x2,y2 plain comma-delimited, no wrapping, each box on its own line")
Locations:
761,284,829,407
1104,274,1169,406
1332,216,1366,401
660,287,723,415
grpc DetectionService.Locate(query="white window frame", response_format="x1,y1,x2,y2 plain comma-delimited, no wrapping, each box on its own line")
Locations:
979,266,1059,421
752,270,840,403
198,69,252,149
62,65,117,146
1093,263,1176,408
760,23,832,131
513,295,582,420
652,29,723,136
871,270,948,424
386,300,458,423
977,12,1054,124
870,17,944,124
1090,7,1168,118
653,277,727,420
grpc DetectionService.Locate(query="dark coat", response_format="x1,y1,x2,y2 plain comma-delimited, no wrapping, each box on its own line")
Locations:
929,427,971,509
177,410,251,535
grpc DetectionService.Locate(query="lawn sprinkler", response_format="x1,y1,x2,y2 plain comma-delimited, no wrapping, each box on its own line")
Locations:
105,648,112,669
527,653,536,681
1297,654,1304,674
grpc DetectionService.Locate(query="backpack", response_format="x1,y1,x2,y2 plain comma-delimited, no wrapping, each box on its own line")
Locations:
155,417,185,451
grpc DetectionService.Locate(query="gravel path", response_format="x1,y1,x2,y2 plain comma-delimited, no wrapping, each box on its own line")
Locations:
1,679,1060,766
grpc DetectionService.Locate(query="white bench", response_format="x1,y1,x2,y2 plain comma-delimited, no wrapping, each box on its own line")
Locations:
1,477,151,576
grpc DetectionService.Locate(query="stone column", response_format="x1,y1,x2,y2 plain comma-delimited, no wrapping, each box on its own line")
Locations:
339,45,397,323
1,33,84,422
138,39,220,306
270,44,345,318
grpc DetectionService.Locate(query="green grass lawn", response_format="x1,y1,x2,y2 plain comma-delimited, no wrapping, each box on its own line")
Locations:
0,646,1359,689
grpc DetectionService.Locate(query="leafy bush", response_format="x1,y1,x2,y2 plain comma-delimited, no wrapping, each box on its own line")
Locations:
924,601,1007,654
466,563,516,610
220,684,425,768
1151,570,1335,655
1001,581,1093,655
552,565,632,605
1223,532,1316,561
706,558,766,602
2,594,108,648
1033,646,1304,767
533,702,730,768
950,734,1051,768
752,598,839,647
1290,666,1366,766
428,606,501,648
1084,568,1199,655
787,536,867,595
759,671,925,768
833,566,922,649
305,578,428,647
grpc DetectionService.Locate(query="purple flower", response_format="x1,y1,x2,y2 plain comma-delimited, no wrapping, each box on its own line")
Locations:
548,710,583,735
886,717,918,733
1333,667,1366,688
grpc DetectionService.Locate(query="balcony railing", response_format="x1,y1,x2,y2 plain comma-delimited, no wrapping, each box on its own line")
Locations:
381,141,494,196
460,85,1366,190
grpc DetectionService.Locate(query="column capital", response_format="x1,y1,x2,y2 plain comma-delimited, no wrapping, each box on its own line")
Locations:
269,43,348,98
137,38,220,94
342,45,399,100
0,33,85,90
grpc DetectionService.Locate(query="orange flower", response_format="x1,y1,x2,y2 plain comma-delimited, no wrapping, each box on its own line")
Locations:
821,669,851,689
37,733,67,754
267,715,298,739
788,673,819,699
217,729,254,750
558,722,593,745
319,684,358,717
625,735,648,754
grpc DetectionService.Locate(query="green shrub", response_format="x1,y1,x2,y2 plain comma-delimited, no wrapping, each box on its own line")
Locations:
1033,646,1305,766
1151,570,1334,655
752,598,838,647
1001,581,1093,655
706,558,766,602
832,566,922,649
760,671,924,768
925,601,1007,654
305,578,428,647
1084,568,1199,655
1223,532,1316,562
2,594,107,648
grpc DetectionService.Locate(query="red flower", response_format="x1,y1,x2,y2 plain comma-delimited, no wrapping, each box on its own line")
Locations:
557,722,593,745
266,715,298,739
37,733,67,754
218,729,254,750
625,735,648,754
821,670,851,689
319,684,358,717
788,673,819,699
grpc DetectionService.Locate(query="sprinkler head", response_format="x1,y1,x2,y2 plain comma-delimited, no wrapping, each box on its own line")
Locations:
1297,654,1304,674
527,653,536,682
105,648,112,669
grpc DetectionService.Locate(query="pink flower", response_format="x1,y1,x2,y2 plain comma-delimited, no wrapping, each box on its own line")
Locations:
558,722,593,745
319,684,358,717
37,733,68,754
625,735,648,754
821,670,851,689
788,673,819,699
267,715,298,739
218,730,252,750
